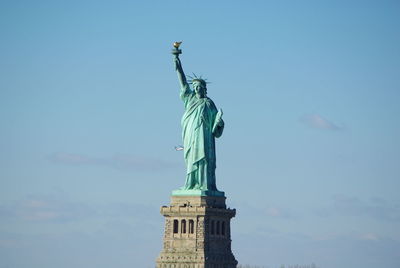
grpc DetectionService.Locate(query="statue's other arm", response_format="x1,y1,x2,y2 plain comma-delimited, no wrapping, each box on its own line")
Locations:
174,56,191,99
212,109,224,138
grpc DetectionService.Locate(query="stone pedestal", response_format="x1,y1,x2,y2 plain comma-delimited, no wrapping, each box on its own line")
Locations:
156,195,238,268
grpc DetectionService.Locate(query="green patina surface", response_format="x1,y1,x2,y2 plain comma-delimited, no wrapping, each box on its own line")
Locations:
171,44,225,197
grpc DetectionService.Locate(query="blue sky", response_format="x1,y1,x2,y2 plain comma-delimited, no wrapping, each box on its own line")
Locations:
1,1,399,267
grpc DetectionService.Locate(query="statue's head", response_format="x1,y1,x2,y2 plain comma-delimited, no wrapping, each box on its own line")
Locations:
192,79,207,97
188,74,209,98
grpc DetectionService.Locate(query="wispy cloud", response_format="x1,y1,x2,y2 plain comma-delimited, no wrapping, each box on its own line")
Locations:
233,202,299,222
300,113,343,130
0,195,96,223
47,152,177,172
0,194,160,224
361,232,379,241
265,206,298,219
316,194,400,222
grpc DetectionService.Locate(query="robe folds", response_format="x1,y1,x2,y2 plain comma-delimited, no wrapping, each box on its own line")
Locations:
180,85,224,191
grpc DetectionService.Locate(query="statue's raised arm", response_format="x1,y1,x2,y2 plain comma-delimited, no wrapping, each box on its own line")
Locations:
174,55,187,88
172,42,191,99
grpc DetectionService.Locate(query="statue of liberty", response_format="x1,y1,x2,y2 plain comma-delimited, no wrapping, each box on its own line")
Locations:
172,42,225,196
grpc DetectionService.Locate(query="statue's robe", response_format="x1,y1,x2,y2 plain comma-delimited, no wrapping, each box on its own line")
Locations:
180,84,224,190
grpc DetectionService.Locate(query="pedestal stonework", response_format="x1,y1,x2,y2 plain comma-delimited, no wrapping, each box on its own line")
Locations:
156,195,238,268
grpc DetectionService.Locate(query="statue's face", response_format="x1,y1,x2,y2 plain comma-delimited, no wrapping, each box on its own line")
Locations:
193,80,206,98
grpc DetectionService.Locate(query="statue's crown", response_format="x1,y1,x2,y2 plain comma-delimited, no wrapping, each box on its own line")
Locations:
187,73,210,87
